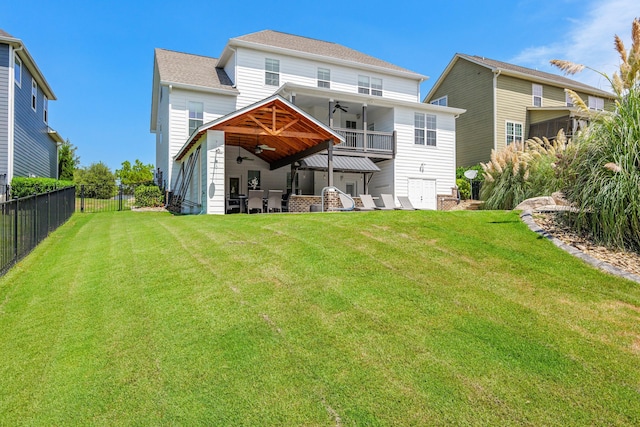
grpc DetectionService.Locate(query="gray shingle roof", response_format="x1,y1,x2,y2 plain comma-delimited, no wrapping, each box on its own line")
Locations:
232,30,421,77
459,54,613,97
0,29,16,39
154,48,236,91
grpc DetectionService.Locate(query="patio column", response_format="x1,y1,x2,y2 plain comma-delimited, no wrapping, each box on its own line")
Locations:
327,139,334,187
329,99,334,128
362,104,367,151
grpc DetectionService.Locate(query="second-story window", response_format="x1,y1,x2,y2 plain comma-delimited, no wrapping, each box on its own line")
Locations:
532,84,543,107
188,101,203,136
14,55,22,87
414,113,437,146
358,75,369,94
358,75,383,96
588,96,604,111
317,67,330,88
565,91,574,107
265,58,280,86
43,96,48,124
31,79,37,112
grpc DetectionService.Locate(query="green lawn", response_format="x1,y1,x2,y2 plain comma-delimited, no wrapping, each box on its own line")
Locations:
1,210,639,426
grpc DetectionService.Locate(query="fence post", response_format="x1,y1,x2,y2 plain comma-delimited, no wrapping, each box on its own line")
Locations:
14,198,18,264
119,185,123,211
81,185,85,213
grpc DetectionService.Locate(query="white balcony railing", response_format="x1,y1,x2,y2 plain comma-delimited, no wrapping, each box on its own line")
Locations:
333,128,395,155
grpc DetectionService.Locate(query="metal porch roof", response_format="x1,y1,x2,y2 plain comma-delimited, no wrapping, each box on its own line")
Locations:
300,154,381,173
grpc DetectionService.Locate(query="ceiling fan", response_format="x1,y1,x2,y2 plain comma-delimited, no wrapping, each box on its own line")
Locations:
332,101,348,114
254,144,276,154
236,146,254,164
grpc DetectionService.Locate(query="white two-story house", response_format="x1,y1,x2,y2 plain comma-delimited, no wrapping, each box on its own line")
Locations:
150,30,464,214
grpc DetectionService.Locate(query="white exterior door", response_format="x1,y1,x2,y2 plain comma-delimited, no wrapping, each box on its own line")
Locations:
408,178,436,210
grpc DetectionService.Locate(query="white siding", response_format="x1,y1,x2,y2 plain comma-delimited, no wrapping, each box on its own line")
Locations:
205,130,226,214
368,159,394,197
167,87,237,190
393,107,456,198
234,47,420,108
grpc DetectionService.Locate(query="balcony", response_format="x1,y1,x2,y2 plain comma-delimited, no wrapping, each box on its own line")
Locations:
333,128,396,159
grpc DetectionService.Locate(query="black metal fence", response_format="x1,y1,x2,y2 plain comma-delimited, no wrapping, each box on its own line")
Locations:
1,186,76,276
76,184,163,213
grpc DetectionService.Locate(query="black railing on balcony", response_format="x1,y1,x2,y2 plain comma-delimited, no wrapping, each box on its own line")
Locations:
333,128,396,156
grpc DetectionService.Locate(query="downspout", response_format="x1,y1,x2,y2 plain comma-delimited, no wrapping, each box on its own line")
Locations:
493,69,501,151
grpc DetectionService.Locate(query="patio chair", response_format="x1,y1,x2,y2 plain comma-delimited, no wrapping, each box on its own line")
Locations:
225,197,240,214
358,194,381,211
247,189,264,213
338,193,355,211
380,193,403,210
397,196,417,210
267,189,283,212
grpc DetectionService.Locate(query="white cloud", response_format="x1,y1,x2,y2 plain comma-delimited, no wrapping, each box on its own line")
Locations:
510,0,637,90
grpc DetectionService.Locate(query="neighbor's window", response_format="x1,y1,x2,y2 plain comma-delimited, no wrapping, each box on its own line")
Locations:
188,101,203,136
31,79,37,111
588,96,604,111
14,55,22,87
565,91,574,107
265,58,280,86
532,84,543,107
506,121,523,145
415,113,437,146
317,67,330,88
430,96,447,106
43,96,48,124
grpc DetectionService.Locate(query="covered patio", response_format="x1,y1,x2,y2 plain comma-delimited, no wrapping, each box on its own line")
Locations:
169,95,348,214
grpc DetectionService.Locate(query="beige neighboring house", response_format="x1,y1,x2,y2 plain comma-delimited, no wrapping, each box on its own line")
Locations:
424,53,615,167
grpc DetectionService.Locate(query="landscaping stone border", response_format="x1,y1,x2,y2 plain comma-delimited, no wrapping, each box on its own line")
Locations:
520,210,640,284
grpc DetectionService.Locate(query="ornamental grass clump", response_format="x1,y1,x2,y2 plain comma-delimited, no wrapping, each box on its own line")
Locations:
551,17,640,250
480,131,570,210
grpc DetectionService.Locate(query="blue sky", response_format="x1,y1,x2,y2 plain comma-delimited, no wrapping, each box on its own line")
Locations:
3,0,637,171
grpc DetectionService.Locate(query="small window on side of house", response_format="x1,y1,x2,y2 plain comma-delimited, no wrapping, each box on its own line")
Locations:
430,96,447,106
14,55,22,87
414,113,425,145
532,84,543,107
371,77,382,96
188,101,203,136
317,67,330,88
31,79,37,112
43,96,48,124
426,114,437,146
265,58,280,86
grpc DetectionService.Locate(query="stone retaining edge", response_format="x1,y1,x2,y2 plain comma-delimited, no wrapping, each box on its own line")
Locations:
520,210,640,284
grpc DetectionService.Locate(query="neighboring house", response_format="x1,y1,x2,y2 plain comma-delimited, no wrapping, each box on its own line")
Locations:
0,29,64,192
150,30,464,214
424,53,615,167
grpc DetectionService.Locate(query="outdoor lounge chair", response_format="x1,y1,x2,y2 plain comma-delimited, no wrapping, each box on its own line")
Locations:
338,193,355,211
359,194,386,210
267,189,283,212
397,196,417,210
247,190,264,213
380,193,409,210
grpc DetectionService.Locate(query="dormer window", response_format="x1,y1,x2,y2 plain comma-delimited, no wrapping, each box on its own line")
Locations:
532,84,543,107
265,58,280,86
31,79,37,111
14,55,22,87
317,67,330,88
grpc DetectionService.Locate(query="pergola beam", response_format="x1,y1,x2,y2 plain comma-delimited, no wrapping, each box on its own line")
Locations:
270,139,336,171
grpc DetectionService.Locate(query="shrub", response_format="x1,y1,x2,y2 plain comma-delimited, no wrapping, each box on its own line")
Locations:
74,162,117,199
134,185,164,207
456,178,471,200
10,177,74,198
456,164,485,182
480,131,570,210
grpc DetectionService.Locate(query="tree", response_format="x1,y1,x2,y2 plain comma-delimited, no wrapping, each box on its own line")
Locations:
115,159,154,194
75,162,117,199
58,140,80,181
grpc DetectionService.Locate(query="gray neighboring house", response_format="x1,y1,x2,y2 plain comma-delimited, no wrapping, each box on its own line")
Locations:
0,29,64,191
